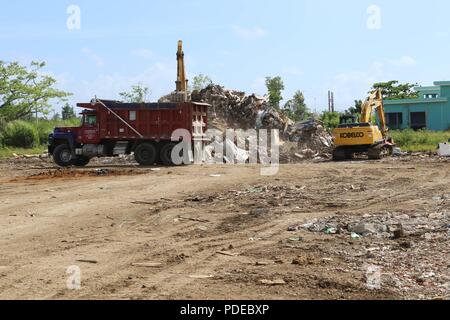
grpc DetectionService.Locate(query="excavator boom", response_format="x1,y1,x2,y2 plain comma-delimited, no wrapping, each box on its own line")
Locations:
360,89,387,136
175,40,188,92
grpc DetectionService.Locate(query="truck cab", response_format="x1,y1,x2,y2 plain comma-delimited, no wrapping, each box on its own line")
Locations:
48,110,100,167
79,110,101,145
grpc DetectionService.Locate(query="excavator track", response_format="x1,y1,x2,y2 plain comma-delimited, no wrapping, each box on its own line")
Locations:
368,144,393,160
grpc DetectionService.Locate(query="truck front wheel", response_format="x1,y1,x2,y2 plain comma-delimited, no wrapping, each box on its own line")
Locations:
53,144,73,167
135,143,157,166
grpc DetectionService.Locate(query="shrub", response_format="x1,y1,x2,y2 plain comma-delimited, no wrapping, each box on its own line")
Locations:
1,121,39,148
35,121,55,145
0,117,6,132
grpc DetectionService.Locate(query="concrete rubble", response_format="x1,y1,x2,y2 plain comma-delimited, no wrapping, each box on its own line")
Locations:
192,84,291,132
190,84,333,163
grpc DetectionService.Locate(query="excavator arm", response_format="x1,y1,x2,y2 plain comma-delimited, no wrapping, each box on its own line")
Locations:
360,89,388,137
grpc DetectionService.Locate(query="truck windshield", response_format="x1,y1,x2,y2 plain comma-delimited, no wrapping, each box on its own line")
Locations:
85,115,97,126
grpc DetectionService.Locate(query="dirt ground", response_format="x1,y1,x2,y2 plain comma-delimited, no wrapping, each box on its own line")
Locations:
0,156,448,300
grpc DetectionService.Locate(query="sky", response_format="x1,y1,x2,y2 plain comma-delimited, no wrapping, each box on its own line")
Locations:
1,0,450,115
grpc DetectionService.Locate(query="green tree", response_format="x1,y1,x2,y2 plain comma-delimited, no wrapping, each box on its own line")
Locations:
61,103,76,120
321,111,340,129
0,61,71,122
283,90,311,122
265,76,284,110
347,99,362,115
372,81,419,100
191,74,212,91
119,84,150,103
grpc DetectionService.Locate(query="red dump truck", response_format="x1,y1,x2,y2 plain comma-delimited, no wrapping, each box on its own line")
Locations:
48,99,209,167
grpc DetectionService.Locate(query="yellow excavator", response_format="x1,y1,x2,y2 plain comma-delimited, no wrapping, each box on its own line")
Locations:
332,89,395,161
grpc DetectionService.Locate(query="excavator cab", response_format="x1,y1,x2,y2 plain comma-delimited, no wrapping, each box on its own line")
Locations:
332,89,394,161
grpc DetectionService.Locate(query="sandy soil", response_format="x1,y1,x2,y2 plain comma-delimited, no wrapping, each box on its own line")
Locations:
0,157,448,300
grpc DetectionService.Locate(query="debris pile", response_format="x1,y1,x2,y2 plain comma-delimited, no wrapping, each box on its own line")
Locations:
298,204,449,239
190,84,333,162
191,84,292,132
283,119,333,161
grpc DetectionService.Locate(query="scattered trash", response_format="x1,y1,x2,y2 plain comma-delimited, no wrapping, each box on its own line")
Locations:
349,223,380,236
216,251,241,257
189,275,214,279
259,279,286,286
287,237,303,242
351,232,362,239
177,216,210,223
76,259,98,264
392,147,403,157
392,224,404,239
324,227,337,235
132,262,163,268
95,169,109,176
209,174,222,178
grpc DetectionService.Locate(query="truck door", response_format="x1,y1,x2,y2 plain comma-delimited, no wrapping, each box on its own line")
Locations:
81,114,100,144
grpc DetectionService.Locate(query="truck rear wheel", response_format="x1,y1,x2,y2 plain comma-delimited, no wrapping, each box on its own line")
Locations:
73,156,90,167
160,143,177,166
135,143,157,166
53,144,73,167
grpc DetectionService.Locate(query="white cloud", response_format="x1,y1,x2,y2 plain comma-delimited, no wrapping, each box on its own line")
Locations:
389,56,417,67
232,26,267,39
81,48,105,67
131,48,155,60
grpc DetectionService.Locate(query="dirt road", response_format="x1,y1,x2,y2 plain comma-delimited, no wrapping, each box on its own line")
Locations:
0,157,449,300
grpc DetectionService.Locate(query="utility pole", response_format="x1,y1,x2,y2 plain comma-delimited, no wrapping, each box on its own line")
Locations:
328,91,335,113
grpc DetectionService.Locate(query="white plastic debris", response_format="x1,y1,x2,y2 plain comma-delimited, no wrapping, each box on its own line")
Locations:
437,143,450,157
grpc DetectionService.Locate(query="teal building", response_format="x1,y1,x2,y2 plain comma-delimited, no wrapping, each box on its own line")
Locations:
383,81,450,131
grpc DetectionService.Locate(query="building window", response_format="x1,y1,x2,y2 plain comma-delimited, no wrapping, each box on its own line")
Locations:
411,112,426,130
386,113,403,129
424,94,438,99
129,111,136,121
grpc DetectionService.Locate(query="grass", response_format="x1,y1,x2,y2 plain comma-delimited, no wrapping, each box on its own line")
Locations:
0,146,47,158
390,129,450,152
